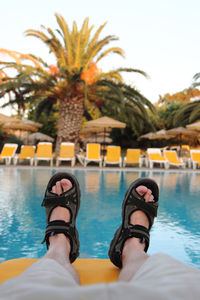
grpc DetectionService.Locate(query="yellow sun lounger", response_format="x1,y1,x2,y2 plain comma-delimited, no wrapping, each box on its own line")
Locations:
83,143,102,167
147,148,169,169
190,149,200,169
123,149,142,167
0,143,18,165
34,142,53,167
164,150,185,169
56,142,76,167
103,146,122,167
0,258,119,286
13,145,36,166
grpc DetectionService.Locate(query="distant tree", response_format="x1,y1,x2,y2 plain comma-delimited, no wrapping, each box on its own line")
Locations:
157,102,184,129
172,74,200,126
173,100,200,126
157,88,200,106
100,82,155,135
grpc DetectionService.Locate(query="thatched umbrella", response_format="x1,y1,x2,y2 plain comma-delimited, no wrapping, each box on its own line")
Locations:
166,127,199,147
186,121,200,132
82,136,113,144
27,132,54,143
167,127,199,139
84,116,126,129
138,129,172,141
2,121,37,132
80,127,111,138
0,113,21,124
84,116,126,145
22,119,42,128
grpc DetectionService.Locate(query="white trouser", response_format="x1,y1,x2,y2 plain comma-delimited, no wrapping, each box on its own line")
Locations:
1,253,200,300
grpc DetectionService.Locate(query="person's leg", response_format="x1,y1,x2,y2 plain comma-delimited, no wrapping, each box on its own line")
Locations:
118,185,153,281
43,178,80,284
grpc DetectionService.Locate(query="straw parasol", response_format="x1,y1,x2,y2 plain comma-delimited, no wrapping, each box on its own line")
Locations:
0,113,21,124
22,119,42,129
27,132,54,143
166,127,199,145
84,116,126,145
138,129,172,141
80,127,111,138
2,121,37,132
186,121,200,132
82,136,112,144
84,116,126,129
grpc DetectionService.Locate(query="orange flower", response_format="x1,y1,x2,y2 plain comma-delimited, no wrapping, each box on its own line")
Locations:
80,62,98,85
49,65,59,77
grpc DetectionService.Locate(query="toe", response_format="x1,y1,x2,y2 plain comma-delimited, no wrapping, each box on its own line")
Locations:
51,185,57,194
136,185,154,203
56,181,62,195
136,185,148,196
61,178,72,192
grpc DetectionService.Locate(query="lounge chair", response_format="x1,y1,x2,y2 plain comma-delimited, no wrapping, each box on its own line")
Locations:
123,149,143,167
83,143,102,167
13,145,35,166
147,148,169,169
103,146,122,167
164,150,185,169
0,143,18,165
56,142,76,167
190,149,200,169
34,142,53,167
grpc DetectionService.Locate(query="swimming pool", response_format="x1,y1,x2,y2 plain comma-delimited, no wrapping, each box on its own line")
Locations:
0,167,199,269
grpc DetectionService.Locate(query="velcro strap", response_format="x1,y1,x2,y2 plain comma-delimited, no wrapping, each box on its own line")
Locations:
122,224,150,252
41,220,75,245
41,194,75,207
131,192,158,217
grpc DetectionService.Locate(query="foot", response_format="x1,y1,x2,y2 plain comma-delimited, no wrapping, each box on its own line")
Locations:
122,185,154,256
44,177,80,284
48,179,72,247
50,179,72,223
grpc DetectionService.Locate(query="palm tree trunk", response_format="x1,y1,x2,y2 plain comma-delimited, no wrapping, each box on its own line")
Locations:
55,96,84,155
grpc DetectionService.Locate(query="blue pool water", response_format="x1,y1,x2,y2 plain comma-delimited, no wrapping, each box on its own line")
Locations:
0,167,199,269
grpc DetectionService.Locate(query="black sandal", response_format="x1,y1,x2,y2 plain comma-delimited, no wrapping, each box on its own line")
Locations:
41,172,81,263
108,178,159,269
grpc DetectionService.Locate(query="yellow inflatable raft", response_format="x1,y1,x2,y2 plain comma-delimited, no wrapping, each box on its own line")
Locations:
0,258,119,285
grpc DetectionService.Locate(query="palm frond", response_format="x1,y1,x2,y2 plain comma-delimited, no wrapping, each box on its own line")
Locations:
116,68,149,78
86,22,107,54
96,47,125,63
55,13,73,65
84,36,119,68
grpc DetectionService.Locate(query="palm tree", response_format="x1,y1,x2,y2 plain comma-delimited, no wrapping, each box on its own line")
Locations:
173,100,200,126
0,14,154,152
173,74,200,126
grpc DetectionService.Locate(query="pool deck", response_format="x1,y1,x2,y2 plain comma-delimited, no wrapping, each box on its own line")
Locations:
1,164,200,173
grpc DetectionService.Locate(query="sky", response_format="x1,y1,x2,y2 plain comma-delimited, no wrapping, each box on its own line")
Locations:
1,0,200,115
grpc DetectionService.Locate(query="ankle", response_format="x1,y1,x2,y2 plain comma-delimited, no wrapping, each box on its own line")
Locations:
49,233,71,250
130,210,149,229
122,237,145,261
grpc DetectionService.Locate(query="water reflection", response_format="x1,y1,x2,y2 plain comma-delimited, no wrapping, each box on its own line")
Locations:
103,171,121,191
85,171,101,194
0,167,199,269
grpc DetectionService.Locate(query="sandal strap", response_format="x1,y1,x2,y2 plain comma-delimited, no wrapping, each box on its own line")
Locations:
117,224,150,253
124,224,149,251
41,193,78,207
41,220,79,263
130,190,158,216
126,191,158,229
112,224,150,268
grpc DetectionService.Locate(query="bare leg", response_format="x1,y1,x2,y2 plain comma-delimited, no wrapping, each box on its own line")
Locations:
43,179,80,284
118,186,154,281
